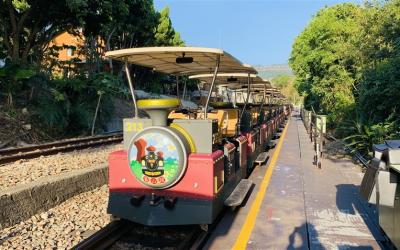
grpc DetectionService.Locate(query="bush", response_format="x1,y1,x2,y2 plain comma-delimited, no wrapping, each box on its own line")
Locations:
2,71,128,138
338,112,400,156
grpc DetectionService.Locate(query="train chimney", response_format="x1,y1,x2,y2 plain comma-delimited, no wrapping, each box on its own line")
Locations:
137,99,180,126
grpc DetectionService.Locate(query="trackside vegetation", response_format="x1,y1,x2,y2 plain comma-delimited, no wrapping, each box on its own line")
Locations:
0,0,186,143
290,0,400,155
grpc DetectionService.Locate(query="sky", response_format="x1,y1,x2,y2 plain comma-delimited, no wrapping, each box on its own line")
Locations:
154,0,361,66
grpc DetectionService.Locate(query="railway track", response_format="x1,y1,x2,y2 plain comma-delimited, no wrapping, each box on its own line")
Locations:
0,133,123,165
72,219,206,250
73,207,227,250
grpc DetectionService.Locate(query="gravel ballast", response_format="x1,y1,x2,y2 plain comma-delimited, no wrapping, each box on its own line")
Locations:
0,144,122,190
0,185,111,249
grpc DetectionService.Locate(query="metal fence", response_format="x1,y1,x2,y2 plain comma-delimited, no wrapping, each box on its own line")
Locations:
300,108,326,168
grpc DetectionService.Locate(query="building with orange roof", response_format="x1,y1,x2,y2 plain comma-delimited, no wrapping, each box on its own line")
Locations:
45,29,105,77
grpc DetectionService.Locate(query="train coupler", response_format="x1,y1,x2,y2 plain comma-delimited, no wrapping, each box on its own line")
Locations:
149,193,162,206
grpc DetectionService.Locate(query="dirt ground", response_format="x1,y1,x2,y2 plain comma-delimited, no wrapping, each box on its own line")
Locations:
323,138,366,171
0,98,133,149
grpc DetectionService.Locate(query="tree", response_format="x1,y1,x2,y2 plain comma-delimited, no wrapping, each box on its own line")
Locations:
290,3,363,123
0,0,189,141
154,7,184,46
290,0,400,154
271,75,301,105
356,0,400,124
124,6,185,92
0,0,81,65
100,0,159,74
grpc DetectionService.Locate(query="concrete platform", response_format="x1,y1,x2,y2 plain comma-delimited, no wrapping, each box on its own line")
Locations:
205,111,385,249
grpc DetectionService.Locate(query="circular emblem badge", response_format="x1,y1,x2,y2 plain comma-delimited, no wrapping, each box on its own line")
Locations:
128,127,187,189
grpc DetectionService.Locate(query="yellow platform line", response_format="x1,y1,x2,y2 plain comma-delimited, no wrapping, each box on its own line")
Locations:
232,120,290,250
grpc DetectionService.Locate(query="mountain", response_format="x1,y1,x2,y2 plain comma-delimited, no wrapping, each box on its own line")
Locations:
254,64,294,80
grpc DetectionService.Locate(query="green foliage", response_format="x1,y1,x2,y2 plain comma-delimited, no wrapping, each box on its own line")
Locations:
11,0,30,10
0,0,82,65
356,0,400,125
271,74,301,105
0,65,35,79
154,7,184,46
99,3,185,94
272,75,293,88
290,3,362,123
25,72,125,136
0,64,36,106
100,0,158,50
0,0,185,139
339,112,399,156
359,58,400,123
290,0,400,154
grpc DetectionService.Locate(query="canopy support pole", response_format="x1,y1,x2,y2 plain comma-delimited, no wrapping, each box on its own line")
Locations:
258,83,266,123
226,86,231,102
268,95,272,120
183,80,187,100
176,75,184,109
124,62,138,118
238,73,251,133
176,75,180,98
204,55,220,119
240,73,251,118
234,90,237,107
197,83,202,104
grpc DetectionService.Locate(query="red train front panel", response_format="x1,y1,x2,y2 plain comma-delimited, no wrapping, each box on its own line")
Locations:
107,149,225,225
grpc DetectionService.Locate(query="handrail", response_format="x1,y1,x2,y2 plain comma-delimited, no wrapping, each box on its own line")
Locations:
301,108,370,169
300,108,326,136
300,107,326,168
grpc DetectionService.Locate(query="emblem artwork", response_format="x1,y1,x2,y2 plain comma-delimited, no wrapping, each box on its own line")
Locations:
129,132,180,188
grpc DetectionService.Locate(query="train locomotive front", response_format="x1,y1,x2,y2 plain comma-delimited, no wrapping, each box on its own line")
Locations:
105,47,289,226
108,97,234,225
106,47,261,226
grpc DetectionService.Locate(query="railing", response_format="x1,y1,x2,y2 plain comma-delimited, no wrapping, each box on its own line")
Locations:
300,108,326,168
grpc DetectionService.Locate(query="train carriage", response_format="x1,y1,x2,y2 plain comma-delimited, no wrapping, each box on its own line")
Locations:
105,46,289,226
189,74,278,172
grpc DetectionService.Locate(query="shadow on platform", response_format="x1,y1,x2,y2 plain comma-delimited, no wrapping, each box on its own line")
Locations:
336,184,382,245
287,222,325,250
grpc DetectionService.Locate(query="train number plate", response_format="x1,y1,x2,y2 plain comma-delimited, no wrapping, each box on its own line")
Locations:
125,122,144,132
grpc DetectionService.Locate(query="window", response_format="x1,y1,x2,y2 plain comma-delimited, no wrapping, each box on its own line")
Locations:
67,48,74,57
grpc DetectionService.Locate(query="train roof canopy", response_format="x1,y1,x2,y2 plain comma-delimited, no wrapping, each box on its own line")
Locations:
105,47,257,75
219,77,273,90
189,73,259,85
231,86,280,95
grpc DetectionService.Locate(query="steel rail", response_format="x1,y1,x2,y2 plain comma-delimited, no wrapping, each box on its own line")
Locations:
73,220,206,250
72,206,228,250
0,133,123,165
72,220,134,250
